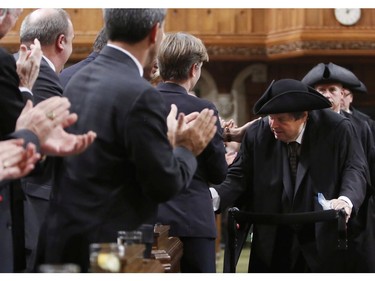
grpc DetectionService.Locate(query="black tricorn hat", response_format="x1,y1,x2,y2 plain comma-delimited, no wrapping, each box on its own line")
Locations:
253,79,332,115
348,81,368,95
301,62,361,88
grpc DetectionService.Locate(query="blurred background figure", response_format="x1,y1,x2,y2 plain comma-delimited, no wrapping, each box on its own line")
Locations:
59,26,107,88
17,8,75,271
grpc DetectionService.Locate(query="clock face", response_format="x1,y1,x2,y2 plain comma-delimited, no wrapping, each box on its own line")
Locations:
334,8,361,26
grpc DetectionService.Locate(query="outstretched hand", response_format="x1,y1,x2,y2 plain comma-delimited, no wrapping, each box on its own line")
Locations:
16,96,97,157
222,117,261,143
16,97,71,144
41,126,97,156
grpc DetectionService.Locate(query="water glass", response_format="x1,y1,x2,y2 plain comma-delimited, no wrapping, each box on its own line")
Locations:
89,242,125,273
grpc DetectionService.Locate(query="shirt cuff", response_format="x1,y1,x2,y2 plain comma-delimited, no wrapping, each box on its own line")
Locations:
338,196,353,208
209,187,220,212
19,87,33,96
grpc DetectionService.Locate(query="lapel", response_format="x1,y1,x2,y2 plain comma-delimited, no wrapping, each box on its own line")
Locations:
294,119,313,198
294,146,309,197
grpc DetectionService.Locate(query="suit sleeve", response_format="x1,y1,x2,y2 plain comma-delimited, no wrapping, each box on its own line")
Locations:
6,129,40,151
32,61,63,104
198,104,227,185
0,49,25,138
213,122,258,211
337,119,368,214
124,87,197,203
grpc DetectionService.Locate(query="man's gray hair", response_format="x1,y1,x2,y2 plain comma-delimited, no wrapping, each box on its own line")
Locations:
20,8,71,46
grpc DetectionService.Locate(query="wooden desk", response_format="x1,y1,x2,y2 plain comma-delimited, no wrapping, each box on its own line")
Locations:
90,225,182,273
151,225,183,273
124,258,165,273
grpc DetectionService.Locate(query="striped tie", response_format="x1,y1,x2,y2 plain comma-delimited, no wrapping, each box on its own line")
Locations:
288,141,299,183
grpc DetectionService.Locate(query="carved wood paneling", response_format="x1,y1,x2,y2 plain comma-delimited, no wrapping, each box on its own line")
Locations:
166,8,375,60
3,8,375,116
3,8,375,61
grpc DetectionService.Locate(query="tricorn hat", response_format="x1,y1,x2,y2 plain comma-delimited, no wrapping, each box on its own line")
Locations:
348,81,368,95
301,62,361,88
253,78,332,115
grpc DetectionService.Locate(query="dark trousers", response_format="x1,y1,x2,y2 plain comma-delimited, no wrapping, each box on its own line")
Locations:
271,225,311,273
179,237,216,273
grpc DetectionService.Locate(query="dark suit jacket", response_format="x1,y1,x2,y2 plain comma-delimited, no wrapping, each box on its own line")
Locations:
341,110,374,159
0,128,41,273
31,57,63,104
0,48,31,273
351,106,372,122
20,56,62,271
0,48,27,138
156,82,227,238
216,109,368,272
36,46,199,272
59,51,99,88
343,108,375,272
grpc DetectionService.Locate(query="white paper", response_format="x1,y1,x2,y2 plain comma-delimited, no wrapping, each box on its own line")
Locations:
318,193,332,210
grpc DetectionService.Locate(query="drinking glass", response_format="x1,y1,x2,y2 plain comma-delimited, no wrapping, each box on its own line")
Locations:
89,242,125,273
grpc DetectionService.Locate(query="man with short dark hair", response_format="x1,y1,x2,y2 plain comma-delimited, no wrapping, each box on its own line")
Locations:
35,9,218,273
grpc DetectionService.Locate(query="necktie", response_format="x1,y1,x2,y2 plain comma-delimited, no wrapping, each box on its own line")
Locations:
288,141,299,183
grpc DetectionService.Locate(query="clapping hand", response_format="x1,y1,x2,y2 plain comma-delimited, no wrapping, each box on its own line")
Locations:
0,139,40,181
17,38,42,90
16,97,97,157
166,104,217,155
41,125,97,156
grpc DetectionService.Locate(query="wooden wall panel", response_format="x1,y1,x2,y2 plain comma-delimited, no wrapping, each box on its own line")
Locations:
2,8,375,120
304,9,323,26
234,9,251,34
66,9,104,38
164,9,188,32
5,8,375,61
251,9,267,34
166,9,256,35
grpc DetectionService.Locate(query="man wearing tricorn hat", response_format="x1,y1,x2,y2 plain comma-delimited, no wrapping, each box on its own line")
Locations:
341,81,368,116
212,78,368,272
302,62,375,272
301,62,373,160
302,63,372,121
341,80,375,136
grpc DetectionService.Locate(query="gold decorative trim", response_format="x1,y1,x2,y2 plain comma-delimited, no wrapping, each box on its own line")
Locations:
207,40,375,59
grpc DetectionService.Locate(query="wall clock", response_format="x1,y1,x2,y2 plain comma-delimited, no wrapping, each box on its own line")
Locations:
334,8,361,26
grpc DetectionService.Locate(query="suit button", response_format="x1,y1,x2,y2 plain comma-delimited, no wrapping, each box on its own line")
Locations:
6,223,12,230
